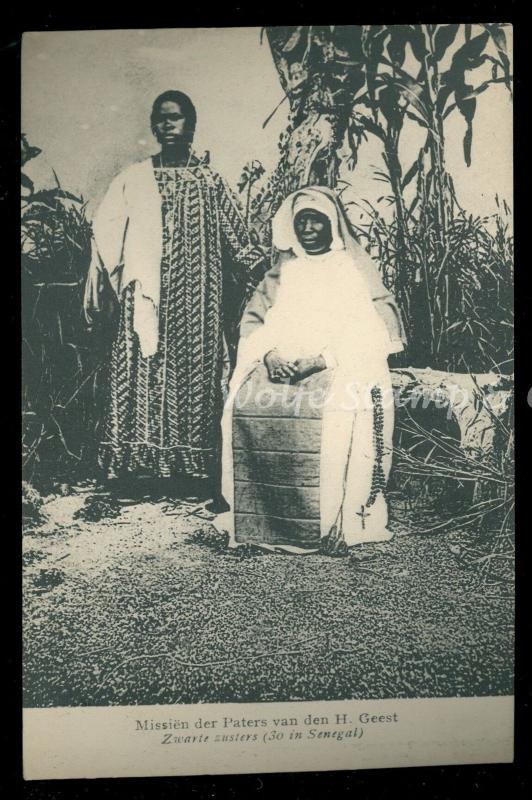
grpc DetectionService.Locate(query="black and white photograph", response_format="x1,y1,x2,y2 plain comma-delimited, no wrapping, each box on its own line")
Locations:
21,24,514,778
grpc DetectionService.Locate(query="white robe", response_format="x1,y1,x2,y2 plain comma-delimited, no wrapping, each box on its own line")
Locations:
216,249,399,551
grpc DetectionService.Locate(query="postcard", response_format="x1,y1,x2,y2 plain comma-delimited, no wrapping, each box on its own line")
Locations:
22,24,514,779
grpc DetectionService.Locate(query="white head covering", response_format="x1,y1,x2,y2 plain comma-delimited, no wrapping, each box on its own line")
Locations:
272,187,345,255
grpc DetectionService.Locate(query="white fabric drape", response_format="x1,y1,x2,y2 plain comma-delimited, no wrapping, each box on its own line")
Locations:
84,158,163,358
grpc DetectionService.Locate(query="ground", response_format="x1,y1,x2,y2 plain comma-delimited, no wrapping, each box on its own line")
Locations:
23,486,514,707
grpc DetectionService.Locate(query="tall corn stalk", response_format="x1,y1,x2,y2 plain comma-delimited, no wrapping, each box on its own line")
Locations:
256,25,512,371
346,23,512,367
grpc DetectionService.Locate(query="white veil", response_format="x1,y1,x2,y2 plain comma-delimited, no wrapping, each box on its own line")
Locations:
271,188,346,255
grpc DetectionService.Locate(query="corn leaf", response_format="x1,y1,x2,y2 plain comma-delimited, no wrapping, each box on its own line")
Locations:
434,24,460,61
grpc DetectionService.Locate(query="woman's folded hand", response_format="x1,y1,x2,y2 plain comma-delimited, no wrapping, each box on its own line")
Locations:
264,350,297,382
292,355,327,381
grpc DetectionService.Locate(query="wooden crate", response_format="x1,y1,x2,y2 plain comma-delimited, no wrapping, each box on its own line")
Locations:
232,365,333,547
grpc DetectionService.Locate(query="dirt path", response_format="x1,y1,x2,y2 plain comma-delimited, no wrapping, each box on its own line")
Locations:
23,488,514,707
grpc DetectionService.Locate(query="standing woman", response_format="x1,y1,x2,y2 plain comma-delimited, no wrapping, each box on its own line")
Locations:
84,90,265,499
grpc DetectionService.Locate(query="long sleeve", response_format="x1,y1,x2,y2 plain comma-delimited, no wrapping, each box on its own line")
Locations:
216,176,265,273
239,263,280,339
238,248,296,341
350,246,407,352
374,298,404,354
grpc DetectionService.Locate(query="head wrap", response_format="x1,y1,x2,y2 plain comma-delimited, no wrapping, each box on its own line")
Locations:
272,186,358,256
271,186,398,300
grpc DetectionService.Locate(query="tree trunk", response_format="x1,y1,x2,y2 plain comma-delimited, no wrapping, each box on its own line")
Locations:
252,26,366,236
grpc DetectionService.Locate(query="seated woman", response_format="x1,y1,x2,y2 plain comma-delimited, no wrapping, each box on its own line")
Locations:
215,187,406,554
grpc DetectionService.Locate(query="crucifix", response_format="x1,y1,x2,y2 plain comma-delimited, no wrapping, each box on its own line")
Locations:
356,505,371,530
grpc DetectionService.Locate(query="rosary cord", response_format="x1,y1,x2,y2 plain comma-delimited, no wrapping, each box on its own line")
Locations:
366,385,386,508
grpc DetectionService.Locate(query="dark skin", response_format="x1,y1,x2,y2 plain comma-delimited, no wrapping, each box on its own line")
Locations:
265,208,332,383
152,100,196,166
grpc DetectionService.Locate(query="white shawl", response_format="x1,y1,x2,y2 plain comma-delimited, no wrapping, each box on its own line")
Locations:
236,249,393,381
85,158,163,357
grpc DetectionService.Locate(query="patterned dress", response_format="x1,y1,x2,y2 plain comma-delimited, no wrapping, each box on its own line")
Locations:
98,158,262,480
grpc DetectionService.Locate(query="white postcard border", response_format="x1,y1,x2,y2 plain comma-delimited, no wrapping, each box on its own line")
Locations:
23,695,514,780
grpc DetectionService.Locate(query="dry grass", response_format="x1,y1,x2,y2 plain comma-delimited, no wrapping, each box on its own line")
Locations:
349,196,513,374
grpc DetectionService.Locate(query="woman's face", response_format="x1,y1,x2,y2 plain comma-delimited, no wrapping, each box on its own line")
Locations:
152,100,189,146
294,208,333,254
